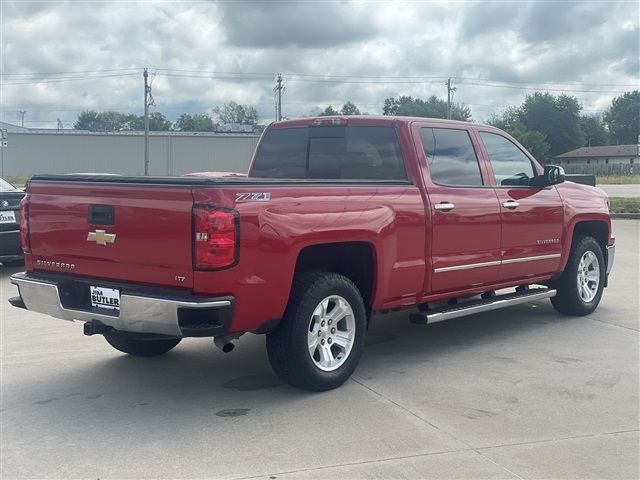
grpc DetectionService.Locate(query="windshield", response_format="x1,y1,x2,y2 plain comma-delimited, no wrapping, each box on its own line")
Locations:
0,178,18,192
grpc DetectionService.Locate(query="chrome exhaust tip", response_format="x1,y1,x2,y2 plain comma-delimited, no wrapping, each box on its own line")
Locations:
214,336,235,353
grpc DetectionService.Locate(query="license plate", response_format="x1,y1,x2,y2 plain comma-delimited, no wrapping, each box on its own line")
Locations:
90,286,121,311
0,211,16,224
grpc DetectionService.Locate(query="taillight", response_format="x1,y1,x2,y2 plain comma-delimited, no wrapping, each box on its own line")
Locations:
19,194,31,253
193,205,239,270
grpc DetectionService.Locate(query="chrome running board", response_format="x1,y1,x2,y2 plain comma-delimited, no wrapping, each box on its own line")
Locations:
410,288,556,325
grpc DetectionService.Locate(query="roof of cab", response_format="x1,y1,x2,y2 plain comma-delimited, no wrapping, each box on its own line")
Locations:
269,115,492,130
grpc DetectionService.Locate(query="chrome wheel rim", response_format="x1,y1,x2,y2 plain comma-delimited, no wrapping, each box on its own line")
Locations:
577,251,600,303
307,295,356,372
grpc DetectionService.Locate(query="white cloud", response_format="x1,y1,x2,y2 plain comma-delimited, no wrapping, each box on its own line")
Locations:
0,0,637,127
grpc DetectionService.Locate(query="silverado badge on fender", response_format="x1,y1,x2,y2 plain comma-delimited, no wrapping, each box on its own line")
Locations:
87,230,116,246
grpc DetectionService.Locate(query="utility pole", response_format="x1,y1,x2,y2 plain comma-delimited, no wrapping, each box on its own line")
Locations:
19,110,26,127
143,68,150,176
445,78,456,120
275,74,284,121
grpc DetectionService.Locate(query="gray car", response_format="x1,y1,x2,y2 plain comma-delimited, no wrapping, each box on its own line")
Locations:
0,178,25,265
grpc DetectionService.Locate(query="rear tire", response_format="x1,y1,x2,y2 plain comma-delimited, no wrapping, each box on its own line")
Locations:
551,235,605,316
104,333,181,357
266,272,367,391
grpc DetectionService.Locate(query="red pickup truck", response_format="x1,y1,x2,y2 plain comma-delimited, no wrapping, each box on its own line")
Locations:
10,116,615,391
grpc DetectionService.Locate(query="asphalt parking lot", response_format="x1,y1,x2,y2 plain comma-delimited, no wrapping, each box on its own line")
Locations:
1,219,638,480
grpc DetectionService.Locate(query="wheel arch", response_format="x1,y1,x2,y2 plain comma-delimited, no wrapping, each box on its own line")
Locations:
294,241,377,318
561,218,610,272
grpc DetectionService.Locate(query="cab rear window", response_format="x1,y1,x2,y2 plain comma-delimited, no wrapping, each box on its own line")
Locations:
250,126,407,180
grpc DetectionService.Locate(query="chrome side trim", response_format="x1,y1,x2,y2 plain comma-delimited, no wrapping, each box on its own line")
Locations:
10,272,231,337
434,253,561,273
501,253,561,264
434,260,501,273
426,289,556,323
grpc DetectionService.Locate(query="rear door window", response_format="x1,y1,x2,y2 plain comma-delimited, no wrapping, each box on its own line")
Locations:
421,128,483,186
251,126,407,180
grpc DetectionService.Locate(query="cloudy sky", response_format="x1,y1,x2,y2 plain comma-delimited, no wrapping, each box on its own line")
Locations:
1,0,638,128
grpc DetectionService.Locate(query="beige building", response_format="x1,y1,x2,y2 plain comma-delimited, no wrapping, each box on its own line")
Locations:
555,144,638,166
554,144,638,175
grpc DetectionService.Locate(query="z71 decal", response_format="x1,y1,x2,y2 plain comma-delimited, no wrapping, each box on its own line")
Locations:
235,192,271,203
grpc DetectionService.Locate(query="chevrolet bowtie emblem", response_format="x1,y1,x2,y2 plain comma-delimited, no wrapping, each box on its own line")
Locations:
87,229,116,246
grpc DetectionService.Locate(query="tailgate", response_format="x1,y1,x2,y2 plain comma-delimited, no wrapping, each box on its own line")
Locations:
28,181,195,289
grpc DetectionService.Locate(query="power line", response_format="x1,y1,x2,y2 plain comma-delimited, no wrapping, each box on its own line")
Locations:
2,67,635,93
155,68,274,77
160,72,273,80
457,80,630,94
1,64,635,86
1,72,139,86
454,76,636,88
156,69,637,87
284,78,443,85
0,67,141,77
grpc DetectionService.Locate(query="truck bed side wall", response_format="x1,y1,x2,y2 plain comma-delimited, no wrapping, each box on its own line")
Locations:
192,185,427,333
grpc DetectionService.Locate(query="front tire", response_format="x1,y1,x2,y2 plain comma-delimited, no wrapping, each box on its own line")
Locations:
551,235,605,316
266,272,367,391
104,333,181,357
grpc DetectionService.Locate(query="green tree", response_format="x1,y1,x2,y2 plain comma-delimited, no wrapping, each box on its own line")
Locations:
580,115,608,146
488,107,550,161
74,110,172,131
121,114,144,131
74,110,129,131
74,110,101,130
382,95,471,121
318,105,340,116
340,101,361,115
212,101,259,126
383,95,406,115
173,113,216,132
518,92,585,156
311,102,366,117
604,90,639,145
148,112,172,131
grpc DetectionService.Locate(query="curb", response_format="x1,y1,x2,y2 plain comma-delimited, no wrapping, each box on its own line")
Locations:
610,213,640,219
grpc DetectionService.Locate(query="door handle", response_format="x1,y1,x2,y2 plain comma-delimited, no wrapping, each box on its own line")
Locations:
502,200,520,209
434,202,455,211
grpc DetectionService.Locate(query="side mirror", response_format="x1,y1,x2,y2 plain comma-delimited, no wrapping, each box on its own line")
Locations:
531,165,565,187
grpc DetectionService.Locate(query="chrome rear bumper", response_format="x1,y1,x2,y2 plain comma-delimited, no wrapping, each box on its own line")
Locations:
10,272,233,337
